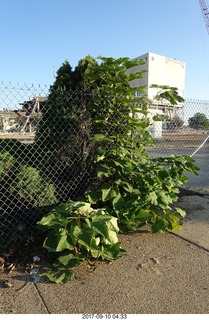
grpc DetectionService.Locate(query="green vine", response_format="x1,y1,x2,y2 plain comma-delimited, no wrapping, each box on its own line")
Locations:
84,56,199,232
37,56,199,283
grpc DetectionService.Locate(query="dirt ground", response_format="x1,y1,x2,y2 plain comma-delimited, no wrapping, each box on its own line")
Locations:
0,131,206,141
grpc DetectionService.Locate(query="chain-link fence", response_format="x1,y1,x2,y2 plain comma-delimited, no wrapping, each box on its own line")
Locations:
0,82,209,247
147,99,209,194
0,82,97,247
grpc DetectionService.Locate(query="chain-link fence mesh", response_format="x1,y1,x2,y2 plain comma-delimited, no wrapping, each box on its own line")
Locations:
0,83,97,248
147,99,209,194
0,82,209,247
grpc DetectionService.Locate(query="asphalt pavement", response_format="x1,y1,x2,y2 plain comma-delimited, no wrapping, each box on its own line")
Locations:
147,142,209,193
1,195,209,314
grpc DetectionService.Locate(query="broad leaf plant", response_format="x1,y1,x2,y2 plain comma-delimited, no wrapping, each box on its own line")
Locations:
37,56,198,283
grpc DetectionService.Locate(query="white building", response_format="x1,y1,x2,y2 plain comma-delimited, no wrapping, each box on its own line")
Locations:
127,52,186,136
127,52,185,102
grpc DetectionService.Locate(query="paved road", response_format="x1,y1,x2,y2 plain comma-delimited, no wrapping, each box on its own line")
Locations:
186,150,209,191
147,143,209,193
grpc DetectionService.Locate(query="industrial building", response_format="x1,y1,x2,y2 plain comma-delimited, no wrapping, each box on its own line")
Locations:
127,52,186,137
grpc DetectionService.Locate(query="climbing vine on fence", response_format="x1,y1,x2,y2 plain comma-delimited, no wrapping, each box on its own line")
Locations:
84,56,199,232
37,56,199,284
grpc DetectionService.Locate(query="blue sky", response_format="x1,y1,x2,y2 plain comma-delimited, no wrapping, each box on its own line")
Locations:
0,0,209,99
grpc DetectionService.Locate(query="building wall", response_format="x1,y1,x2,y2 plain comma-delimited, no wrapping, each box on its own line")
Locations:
148,53,185,100
127,52,186,101
127,52,186,138
127,53,149,93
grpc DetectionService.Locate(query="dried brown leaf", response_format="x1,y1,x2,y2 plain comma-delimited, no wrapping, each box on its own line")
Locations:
7,263,16,274
0,256,5,266
4,279,13,288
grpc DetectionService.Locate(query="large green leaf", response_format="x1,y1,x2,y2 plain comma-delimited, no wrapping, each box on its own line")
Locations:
112,192,124,209
70,222,82,238
122,181,133,193
37,213,68,231
167,217,182,231
91,216,110,238
113,159,126,168
43,229,75,252
91,133,111,143
96,164,111,178
151,216,167,233
108,216,119,232
94,147,106,162
135,208,151,221
86,190,101,204
41,266,74,284
37,213,68,230
49,203,73,214
100,243,125,260
57,253,84,268
147,191,158,205
175,207,186,218
101,183,119,202
77,230,98,251
102,230,119,245
158,192,173,206
70,201,92,215
93,133,106,141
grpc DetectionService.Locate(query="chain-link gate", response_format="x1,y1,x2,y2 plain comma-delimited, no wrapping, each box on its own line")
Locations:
0,82,209,247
